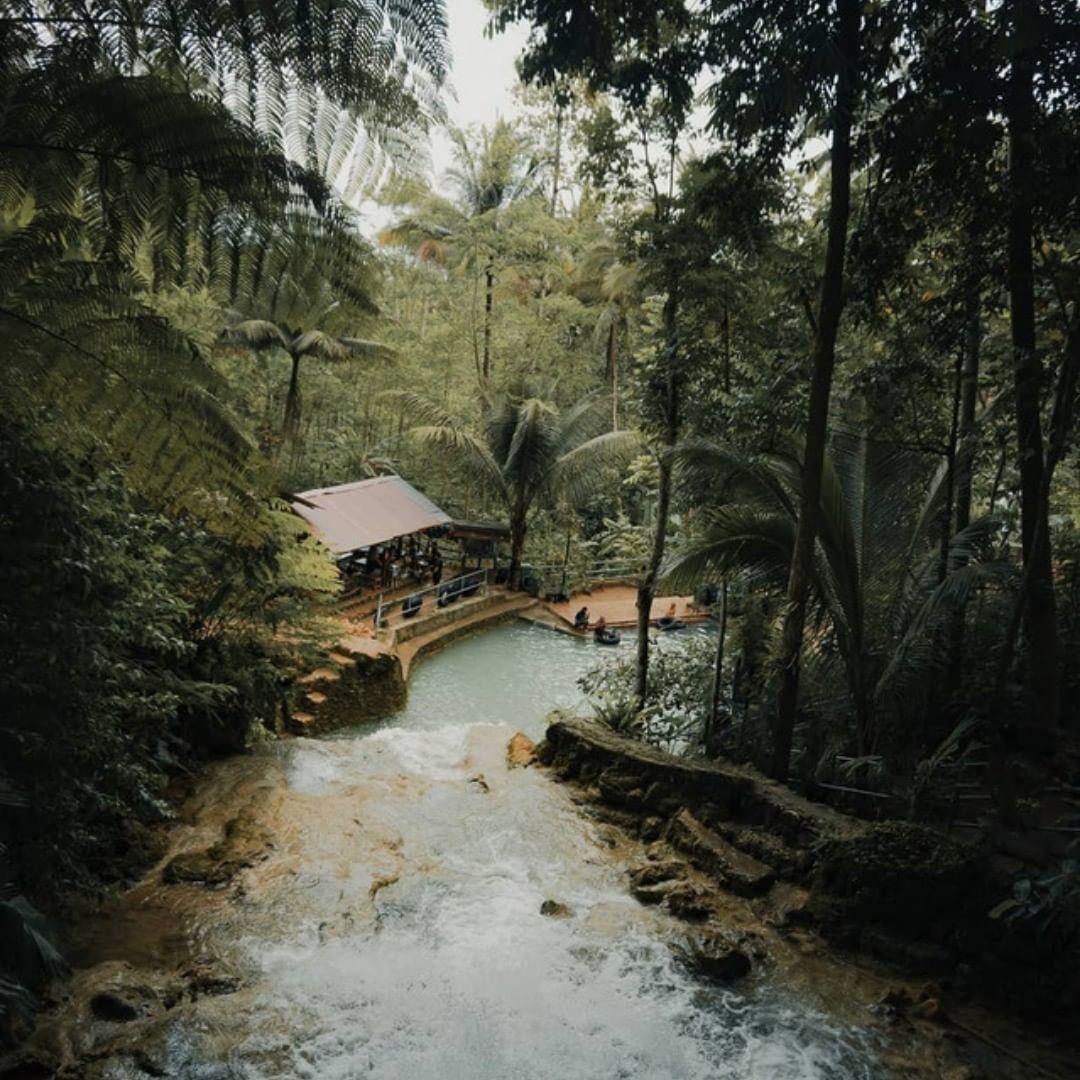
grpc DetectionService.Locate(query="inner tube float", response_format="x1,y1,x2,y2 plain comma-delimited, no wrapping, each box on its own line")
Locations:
594,629,621,645
656,618,687,632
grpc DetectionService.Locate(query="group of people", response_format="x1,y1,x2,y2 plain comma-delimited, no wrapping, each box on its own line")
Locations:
344,535,443,591
573,606,620,645
573,601,685,642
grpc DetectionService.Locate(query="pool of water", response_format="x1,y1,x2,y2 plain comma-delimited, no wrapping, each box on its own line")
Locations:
363,621,601,739
96,622,886,1079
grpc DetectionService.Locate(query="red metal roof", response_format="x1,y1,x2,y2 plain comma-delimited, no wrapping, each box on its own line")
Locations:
291,476,451,554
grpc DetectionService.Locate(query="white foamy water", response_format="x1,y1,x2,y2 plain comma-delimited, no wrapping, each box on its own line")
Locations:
108,624,885,1079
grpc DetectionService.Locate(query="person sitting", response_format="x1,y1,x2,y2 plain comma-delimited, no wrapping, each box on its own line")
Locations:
574,606,590,631
593,616,620,645
657,601,685,631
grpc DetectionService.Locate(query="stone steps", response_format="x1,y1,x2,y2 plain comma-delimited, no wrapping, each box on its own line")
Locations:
666,810,776,898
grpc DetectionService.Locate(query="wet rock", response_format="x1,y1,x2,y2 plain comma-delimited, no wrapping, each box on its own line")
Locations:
762,883,815,931
535,738,555,766
540,899,574,918
162,812,273,887
663,882,712,921
628,860,688,889
641,781,682,818
90,991,141,1022
672,932,753,982
645,842,671,861
578,760,601,783
507,732,537,768
368,871,401,900
181,963,243,1000
597,768,646,808
860,927,954,976
630,878,710,920
162,850,242,886
630,881,670,906
717,824,810,879
0,1051,59,1079
639,815,665,843
871,984,946,1023
587,804,642,834
667,810,775,898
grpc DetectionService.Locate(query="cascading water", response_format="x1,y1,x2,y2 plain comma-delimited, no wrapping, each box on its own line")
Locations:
95,624,888,1079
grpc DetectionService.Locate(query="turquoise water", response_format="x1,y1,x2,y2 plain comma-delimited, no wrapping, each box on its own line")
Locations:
373,622,601,738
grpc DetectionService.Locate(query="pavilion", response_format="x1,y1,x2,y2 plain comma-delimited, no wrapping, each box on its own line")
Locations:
290,475,451,555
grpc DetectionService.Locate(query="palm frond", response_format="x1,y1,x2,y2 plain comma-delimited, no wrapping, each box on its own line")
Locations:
548,429,642,508
225,320,291,351
409,424,507,498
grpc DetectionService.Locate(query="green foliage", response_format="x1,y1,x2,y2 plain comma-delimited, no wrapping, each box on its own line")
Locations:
579,631,716,753
395,386,640,581
0,428,337,903
989,860,1080,935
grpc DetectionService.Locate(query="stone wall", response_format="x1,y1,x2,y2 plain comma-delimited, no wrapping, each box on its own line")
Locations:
539,714,1080,1024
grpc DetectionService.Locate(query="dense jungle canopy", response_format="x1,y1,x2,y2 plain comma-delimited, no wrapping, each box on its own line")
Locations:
1,0,1079,1041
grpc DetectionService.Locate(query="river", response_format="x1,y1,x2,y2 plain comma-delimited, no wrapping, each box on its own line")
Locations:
69,623,893,1078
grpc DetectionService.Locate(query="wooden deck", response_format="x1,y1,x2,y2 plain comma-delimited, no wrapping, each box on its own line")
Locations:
541,584,706,630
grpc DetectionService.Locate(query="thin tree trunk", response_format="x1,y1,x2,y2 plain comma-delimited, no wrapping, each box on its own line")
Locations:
636,456,673,706
607,320,619,431
471,257,483,386
550,104,564,217
940,349,964,584
771,0,862,782
706,582,729,754
560,517,572,594
509,516,527,590
947,298,981,698
955,283,981,533
705,304,734,754
483,264,495,381
283,351,302,437
1007,0,1058,740
635,286,680,708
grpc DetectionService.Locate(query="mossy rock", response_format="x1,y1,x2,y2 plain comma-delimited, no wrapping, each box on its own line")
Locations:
811,821,982,943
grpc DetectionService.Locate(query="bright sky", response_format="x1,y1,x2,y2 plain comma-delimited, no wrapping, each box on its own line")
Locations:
431,0,530,178
357,0,526,233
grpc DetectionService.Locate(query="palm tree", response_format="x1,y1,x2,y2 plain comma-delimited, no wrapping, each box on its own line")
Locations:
573,244,639,431
394,389,638,586
665,429,1013,760
225,317,394,438
379,121,547,383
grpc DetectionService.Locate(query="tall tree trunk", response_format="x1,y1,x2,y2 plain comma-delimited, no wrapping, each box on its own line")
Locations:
282,351,303,437
706,582,729,754
607,319,619,431
1007,0,1058,740
550,104,564,217
705,302,734,754
635,287,680,708
508,515,527,590
955,284,981,533
771,0,861,781
940,349,964,584
947,303,980,699
483,264,495,381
